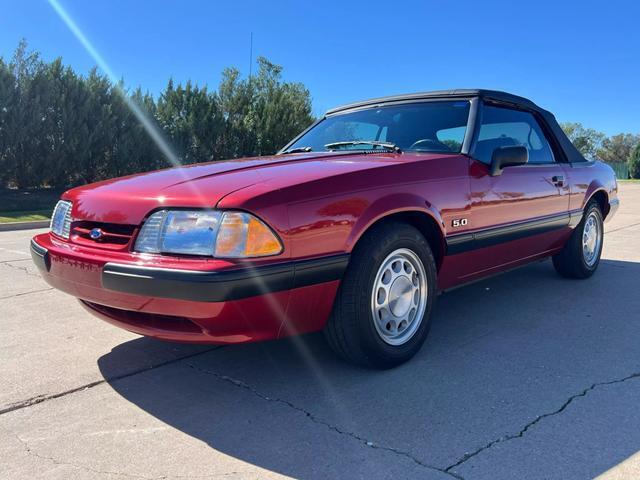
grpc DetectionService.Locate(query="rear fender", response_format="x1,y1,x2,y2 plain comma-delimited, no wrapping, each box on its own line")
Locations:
583,181,608,210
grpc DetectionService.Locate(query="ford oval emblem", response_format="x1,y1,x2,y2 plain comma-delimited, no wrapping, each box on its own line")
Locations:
90,228,104,240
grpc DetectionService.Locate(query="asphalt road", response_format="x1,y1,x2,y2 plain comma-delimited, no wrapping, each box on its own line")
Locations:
1,184,639,480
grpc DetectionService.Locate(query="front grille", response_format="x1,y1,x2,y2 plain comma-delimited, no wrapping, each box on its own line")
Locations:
71,221,137,250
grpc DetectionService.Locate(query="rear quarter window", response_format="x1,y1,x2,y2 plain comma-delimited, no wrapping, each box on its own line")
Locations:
475,105,555,164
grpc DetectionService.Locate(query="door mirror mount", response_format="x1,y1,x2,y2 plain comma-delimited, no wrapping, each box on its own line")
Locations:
490,146,528,176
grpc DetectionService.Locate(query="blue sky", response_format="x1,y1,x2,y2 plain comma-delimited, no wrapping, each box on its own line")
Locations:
1,0,638,135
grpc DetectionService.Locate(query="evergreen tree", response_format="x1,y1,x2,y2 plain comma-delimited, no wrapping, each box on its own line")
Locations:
0,40,316,189
0,57,16,187
5,40,45,188
629,144,640,179
560,122,605,160
596,133,640,164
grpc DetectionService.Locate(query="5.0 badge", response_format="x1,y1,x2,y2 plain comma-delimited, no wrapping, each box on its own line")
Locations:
452,218,468,228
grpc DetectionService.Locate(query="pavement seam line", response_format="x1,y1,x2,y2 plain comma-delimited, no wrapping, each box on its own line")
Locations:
2,261,41,277
444,371,640,474
0,257,31,264
187,362,463,480
606,220,640,234
0,287,54,300
8,422,249,479
0,347,221,416
9,426,248,479
8,428,158,479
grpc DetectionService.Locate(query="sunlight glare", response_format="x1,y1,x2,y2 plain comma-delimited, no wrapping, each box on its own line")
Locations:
47,0,181,168
47,0,351,425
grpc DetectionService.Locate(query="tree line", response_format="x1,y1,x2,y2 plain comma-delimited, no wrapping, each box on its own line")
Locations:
0,40,314,189
1,40,639,190
560,122,640,177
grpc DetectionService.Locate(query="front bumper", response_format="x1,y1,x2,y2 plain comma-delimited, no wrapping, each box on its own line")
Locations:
30,234,346,343
101,255,348,302
30,239,50,271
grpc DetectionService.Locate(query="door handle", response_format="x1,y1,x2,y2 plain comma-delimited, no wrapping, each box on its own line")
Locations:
552,175,564,187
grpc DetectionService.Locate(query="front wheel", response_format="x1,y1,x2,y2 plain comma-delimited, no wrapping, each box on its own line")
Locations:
553,200,604,279
324,222,437,369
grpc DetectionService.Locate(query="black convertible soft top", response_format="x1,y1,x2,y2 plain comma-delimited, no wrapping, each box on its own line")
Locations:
326,89,587,163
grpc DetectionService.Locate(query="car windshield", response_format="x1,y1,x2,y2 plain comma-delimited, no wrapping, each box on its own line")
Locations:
286,100,471,154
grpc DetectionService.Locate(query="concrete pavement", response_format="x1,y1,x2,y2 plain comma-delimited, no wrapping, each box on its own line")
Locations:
1,184,639,479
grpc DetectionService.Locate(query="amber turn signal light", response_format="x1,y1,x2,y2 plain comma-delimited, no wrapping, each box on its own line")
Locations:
214,212,282,258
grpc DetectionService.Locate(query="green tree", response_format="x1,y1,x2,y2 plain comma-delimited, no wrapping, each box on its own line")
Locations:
82,68,117,183
212,57,314,159
0,57,16,187
629,144,640,179
156,79,222,163
560,122,605,160
251,57,313,156
125,87,163,175
0,40,315,189
4,39,46,188
38,58,93,187
596,133,640,163
216,67,256,159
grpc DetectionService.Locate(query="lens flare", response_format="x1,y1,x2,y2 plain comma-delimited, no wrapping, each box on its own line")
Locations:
47,0,351,427
48,0,180,167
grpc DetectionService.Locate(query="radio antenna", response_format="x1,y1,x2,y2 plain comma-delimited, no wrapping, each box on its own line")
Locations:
249,32,253,80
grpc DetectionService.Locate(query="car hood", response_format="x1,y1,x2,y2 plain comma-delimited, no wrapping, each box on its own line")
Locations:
63,152,438,225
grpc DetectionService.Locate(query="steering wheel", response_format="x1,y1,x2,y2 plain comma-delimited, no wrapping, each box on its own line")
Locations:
408,139,452,152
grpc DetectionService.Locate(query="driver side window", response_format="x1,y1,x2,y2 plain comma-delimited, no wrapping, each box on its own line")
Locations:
474,105,555,165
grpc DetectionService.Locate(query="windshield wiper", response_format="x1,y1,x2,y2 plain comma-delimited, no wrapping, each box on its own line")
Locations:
324,141,401,153
281,146,312,154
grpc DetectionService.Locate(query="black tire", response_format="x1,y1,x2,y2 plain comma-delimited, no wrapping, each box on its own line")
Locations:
324,222,437,369
553,200,604,279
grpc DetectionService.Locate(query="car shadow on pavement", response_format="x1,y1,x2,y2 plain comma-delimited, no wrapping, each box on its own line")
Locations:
98,259,640,479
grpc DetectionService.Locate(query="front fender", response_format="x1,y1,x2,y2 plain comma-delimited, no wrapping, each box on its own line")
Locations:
346,192,445,251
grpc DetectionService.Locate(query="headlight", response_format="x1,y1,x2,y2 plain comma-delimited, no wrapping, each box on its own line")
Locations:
134,210,283,258
51,200,72,239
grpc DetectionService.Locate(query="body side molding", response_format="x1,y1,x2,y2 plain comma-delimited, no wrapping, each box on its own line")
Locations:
445,210,581,255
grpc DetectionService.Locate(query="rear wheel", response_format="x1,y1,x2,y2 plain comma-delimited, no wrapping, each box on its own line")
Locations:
553,200,604,279
324,222,437,368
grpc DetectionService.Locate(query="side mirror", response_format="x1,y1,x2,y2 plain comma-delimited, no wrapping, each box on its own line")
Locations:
490,146,528,176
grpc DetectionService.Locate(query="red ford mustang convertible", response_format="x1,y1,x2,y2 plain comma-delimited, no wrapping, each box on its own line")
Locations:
31,89,618,368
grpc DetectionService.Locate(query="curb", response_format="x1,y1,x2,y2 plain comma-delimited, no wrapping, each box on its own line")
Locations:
0,220,50,232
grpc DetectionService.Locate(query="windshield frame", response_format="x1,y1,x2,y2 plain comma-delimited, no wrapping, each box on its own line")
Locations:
279,97,479,156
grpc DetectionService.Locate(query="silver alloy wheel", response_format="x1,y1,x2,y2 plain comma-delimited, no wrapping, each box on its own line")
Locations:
582,211,602,267
370,248,428,346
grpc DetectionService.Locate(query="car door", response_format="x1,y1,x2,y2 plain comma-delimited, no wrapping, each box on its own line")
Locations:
463,103,570,276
